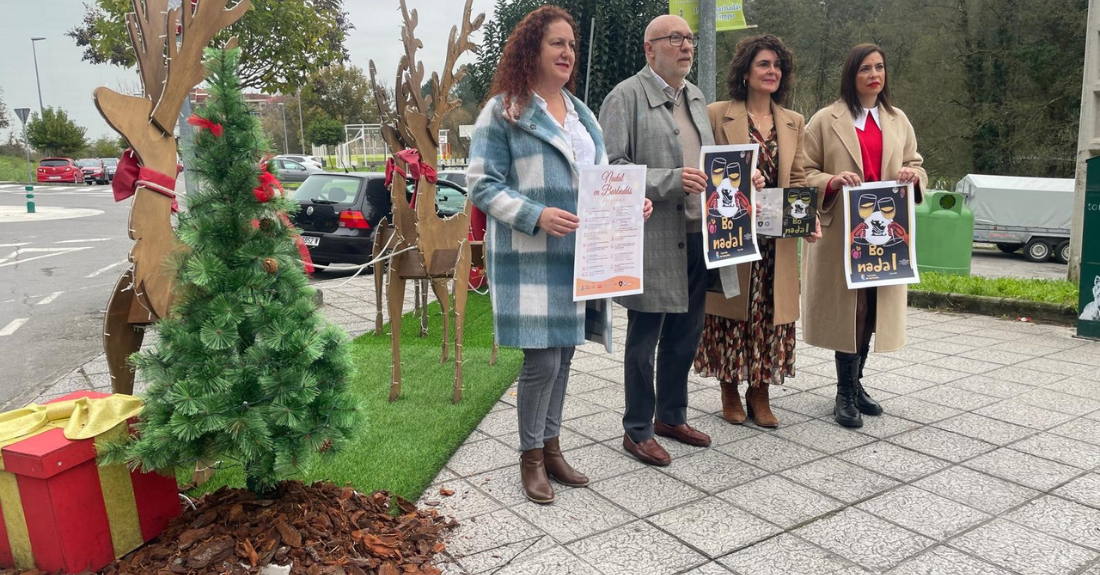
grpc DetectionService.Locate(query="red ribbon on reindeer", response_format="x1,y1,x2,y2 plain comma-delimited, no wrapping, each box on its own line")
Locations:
112,148,180,212
384,149,438,209
187,114,224,137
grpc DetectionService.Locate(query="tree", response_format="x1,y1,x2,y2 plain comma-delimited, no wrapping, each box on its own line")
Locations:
87,135,122,158
0,88,9,132
67,0,353,94
467,0,667,115
308,115,345,147
300,64,377,126
26,107,87,157
112,49,360,495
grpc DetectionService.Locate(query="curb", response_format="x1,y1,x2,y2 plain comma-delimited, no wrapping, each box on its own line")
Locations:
908,290,1078,325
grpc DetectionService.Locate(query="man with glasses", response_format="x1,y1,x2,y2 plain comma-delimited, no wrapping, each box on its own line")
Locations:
599,14,740,466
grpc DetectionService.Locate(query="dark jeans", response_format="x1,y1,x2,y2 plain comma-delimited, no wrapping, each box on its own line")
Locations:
622,232,708,442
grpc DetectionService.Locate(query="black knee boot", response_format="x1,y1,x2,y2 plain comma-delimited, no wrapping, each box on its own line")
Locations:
855,344,883,416
834,353,863,428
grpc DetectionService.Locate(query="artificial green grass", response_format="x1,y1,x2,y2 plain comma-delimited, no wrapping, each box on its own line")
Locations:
188,292,522,500
914,271,1080,309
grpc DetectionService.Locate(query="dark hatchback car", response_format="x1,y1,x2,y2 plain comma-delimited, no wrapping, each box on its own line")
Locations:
290,172,468,268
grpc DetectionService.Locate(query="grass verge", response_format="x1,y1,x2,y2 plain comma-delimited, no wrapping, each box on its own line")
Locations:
914,271,1079,309
189,292,522,500
0,155,32,183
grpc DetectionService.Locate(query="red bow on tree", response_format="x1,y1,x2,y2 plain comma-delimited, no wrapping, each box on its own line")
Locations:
253,160,283,203
187,114,224,137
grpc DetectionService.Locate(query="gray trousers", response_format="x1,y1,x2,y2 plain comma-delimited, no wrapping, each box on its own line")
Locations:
517,346,575,451
622,232,708,443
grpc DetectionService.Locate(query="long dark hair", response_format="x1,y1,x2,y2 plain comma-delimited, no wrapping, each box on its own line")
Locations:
488,6,578,117
840,43,894,119
725,34,794,105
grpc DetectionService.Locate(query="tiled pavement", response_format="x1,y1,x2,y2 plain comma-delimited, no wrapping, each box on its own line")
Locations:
32,275,1100,574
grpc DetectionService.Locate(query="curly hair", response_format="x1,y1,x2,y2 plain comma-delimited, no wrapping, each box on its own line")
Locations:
725,34,794,105
488,6,578,118
840,43,894,119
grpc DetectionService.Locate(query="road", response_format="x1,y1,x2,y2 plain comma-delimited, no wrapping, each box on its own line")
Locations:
969,244,1070,281
0,182,131,408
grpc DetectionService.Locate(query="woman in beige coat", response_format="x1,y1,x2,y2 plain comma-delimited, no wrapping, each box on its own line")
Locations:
694,34,818,428
802,43,927,428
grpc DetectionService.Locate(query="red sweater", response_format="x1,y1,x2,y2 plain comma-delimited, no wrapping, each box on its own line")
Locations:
827,113,884,195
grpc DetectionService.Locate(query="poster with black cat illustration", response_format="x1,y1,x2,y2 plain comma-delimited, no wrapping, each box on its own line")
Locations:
700,144,760,269
842,181,919,289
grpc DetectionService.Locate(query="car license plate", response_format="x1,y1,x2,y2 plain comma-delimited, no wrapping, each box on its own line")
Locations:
49,176,61,180
302,236,320,247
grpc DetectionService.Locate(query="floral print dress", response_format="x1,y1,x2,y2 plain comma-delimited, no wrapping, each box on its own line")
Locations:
694,118,797,387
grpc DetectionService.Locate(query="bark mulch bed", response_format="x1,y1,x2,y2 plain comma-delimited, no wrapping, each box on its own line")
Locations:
93,481,457,575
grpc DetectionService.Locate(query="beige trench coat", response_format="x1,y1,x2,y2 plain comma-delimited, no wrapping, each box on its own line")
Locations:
704,99,808,325
801,101,927,353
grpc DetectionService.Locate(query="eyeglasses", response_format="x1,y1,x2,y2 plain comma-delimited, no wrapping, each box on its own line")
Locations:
648,33,699,48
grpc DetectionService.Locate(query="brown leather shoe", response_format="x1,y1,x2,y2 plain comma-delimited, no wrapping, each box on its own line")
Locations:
745,385,778,428
654,421,712,447
520,448,554,504
543,437,589,487
719,380,747,424
622,434,671,466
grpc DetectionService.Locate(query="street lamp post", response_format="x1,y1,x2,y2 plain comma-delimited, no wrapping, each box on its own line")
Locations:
30,37,46,115
278,102,288,154
297,89,305,154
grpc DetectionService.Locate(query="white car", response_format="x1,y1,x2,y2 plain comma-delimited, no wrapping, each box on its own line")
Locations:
436,169,468,188
275,154,325,169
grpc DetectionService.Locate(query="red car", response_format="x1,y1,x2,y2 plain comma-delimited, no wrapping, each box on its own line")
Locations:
76,158,109,184
37,158,85,184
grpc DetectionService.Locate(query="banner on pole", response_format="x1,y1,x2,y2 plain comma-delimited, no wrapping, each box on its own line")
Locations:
670,0,748,33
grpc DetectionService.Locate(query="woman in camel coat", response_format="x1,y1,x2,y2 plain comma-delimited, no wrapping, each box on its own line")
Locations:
801,43,927,429
695,34,817,428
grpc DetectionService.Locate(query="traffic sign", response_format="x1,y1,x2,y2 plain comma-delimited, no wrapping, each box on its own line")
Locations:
14,108,30,124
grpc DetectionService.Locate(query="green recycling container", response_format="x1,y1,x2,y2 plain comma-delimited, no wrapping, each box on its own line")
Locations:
915,190,974,276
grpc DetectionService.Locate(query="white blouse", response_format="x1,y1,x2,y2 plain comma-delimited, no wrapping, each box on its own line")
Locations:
853,106,881,131
533,90,597,166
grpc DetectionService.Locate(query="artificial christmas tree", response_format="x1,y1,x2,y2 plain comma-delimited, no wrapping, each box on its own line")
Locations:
108,48,361,495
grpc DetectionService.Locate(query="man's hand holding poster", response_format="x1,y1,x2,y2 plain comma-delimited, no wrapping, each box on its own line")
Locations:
843,181,919,289
700,144,760,268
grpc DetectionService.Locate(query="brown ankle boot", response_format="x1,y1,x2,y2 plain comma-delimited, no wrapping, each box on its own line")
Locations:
745,384,778,428
520,448,554,504
719,380,747,424
543,437,589,487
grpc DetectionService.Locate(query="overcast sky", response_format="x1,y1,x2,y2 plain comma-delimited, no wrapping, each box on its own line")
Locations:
0,0,495,140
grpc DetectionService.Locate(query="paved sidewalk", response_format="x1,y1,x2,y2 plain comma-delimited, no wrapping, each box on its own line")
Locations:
427,308,1100,575
32,277,1100,574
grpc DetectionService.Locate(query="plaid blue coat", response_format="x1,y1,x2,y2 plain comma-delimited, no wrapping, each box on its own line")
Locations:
468,93,611,349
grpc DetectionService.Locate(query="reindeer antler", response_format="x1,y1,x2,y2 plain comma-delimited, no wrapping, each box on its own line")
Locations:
427,1,483,142
151,0,249,133
127,0,172,103
397,0,429,117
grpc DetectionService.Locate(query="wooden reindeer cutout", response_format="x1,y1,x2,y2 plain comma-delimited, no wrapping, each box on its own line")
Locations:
369,0,484,403
96,0,248,394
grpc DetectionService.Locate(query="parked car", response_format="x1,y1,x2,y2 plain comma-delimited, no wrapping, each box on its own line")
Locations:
75,158,109,184
436,169,468,188
36,158,85,184
100,157,119,182
290,173,468,268
275,154,324,169
957,174,1074,263
273,158,325,183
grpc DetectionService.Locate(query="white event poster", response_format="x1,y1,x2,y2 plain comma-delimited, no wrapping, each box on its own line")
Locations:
573,165,647,302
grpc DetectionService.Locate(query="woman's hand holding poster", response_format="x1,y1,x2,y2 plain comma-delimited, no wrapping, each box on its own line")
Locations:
700,144,760,269
843,181,919,289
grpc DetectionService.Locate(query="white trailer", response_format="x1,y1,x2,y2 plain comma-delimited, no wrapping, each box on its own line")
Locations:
956,174,1075,263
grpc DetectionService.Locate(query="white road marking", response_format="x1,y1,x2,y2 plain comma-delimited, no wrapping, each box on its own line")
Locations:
86,260,128,278
36,291,63,306
55,238,111,244
0,318,29,336
0,246,94,268
0,243,31,248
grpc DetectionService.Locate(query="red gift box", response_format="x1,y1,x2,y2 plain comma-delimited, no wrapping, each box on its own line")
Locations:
0,391,180,573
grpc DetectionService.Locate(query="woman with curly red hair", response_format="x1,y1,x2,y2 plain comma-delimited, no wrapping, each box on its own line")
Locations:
468,6,651,504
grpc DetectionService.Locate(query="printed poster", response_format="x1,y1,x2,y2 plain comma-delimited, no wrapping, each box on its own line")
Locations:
757,187,819,238
700,144,760,269
843,181,919,289
573,165,646,302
